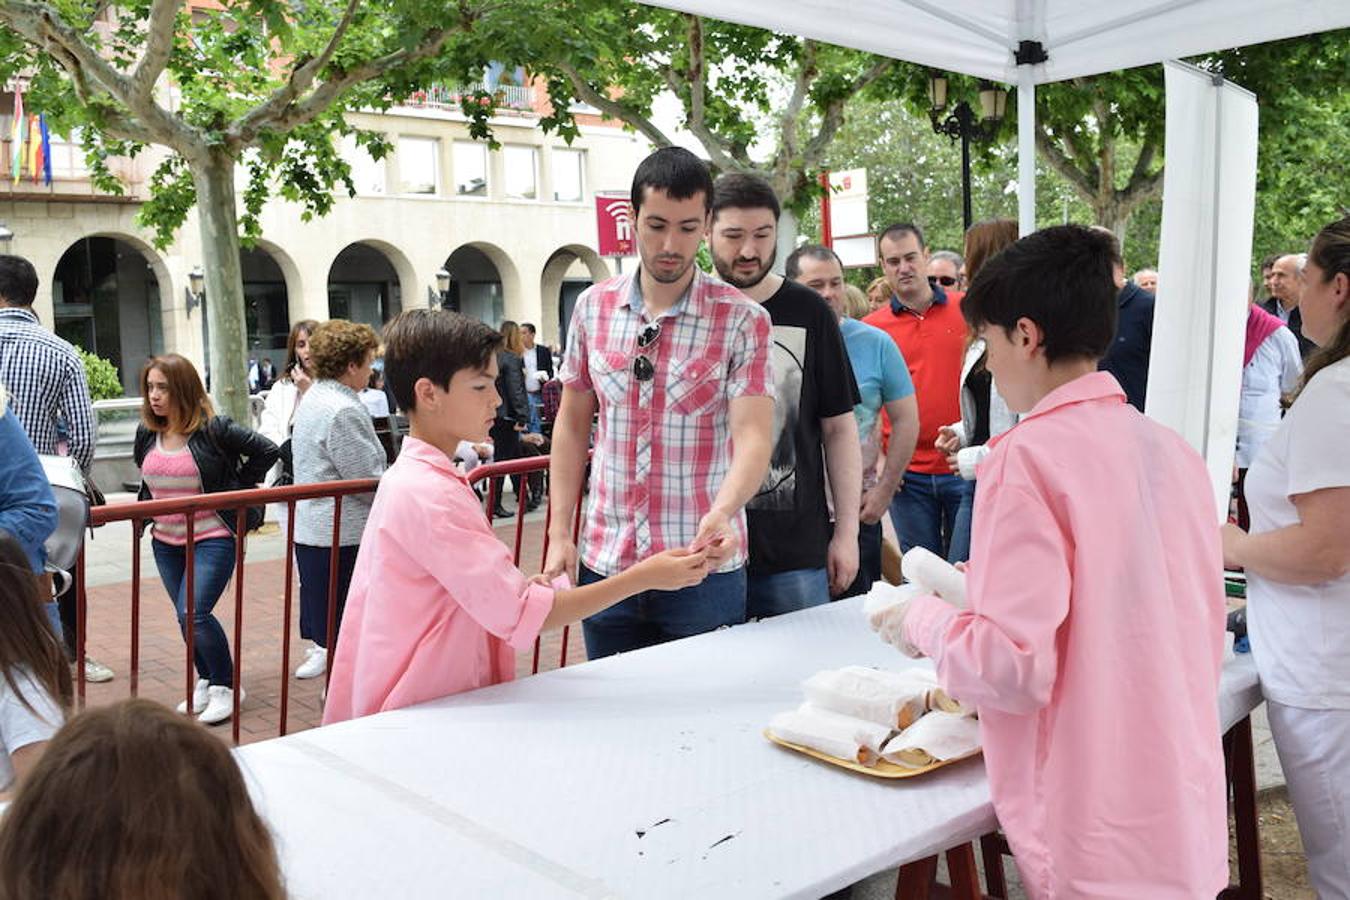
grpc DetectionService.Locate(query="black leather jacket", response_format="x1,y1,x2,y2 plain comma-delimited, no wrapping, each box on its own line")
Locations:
134,417,280,535
495,350,530,425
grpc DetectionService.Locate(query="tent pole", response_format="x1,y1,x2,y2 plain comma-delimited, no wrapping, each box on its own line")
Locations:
1017,67,1036,236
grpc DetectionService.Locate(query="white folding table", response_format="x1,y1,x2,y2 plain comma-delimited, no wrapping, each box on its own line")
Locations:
237,597,1262,899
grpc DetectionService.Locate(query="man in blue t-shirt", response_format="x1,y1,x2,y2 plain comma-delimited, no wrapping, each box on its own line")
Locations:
787,244,919,597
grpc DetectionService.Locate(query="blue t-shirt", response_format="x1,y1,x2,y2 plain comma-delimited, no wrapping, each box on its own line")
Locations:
840,318,914,489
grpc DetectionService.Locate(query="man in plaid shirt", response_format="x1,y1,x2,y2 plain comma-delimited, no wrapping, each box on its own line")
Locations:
545,148,775,659
0,256,96,470
0,254,108,683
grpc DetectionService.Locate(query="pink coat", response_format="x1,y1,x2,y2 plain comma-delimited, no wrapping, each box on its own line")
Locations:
904,372,1228,898
323,438,554,725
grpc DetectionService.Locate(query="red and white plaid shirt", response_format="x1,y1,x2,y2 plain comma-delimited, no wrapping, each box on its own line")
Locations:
559,269,773,576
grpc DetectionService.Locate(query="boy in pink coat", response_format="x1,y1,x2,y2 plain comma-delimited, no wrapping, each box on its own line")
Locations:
324,310,713,725
872,226,1228,898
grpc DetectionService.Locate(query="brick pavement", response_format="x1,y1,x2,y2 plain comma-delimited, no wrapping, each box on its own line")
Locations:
76,513,586,745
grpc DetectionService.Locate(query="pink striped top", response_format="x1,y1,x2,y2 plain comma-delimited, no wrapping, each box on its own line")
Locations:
141,437,232,545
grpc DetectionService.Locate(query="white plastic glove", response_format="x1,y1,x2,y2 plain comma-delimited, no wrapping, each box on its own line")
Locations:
868,597,923,658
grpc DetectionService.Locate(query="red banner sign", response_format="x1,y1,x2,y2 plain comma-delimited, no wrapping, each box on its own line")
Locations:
595,194,636,257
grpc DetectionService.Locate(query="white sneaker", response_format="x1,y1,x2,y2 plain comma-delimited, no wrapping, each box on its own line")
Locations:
295,645,328,680
176,678,210,715
199,685,244,726
82,657,115,683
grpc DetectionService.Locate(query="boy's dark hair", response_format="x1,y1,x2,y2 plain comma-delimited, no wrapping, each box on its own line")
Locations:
521,322,536,335
877,222,926,253
381,309,502,412
0,255,39,307
784,244,842,279
631,147,714,215
711,173,780,222
962,224,1118,364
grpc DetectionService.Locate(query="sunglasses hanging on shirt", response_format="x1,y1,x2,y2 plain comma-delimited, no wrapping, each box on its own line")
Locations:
633,322,662,382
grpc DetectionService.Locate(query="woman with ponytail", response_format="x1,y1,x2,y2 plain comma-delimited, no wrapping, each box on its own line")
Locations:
1223,215,1350,896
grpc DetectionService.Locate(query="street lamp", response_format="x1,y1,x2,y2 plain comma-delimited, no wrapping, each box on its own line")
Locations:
185,265,204,316
928,71,1008,231
435,267,457,312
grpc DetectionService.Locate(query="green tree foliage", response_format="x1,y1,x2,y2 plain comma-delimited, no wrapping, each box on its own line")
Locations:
528,2,916,212
0,0,550,421
75,346,123,401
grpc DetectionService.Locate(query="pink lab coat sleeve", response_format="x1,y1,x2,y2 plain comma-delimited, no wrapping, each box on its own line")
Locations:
409,489,553,652
904,482,1071,715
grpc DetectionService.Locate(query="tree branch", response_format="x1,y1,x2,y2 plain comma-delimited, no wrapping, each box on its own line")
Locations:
662,16,740,174
227,0,361,149
1035,126,1097,200
798,54,890,168
131,0,182,101
554,61,678,150
0,0,193,148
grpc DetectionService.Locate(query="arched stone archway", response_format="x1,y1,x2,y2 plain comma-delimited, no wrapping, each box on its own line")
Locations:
540,244,610,347
327,241,414,330
442,242,522,326
51,233,173,392
238,243,299,384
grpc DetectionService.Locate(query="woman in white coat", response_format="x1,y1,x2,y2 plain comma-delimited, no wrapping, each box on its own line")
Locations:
934,219,1020,562
1223,215,1350,896
258,320,318,533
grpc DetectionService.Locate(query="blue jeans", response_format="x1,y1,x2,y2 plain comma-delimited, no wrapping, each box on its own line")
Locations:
526,392,542,433
888,471,976,563
948,479,976,563
746,567,830,619
152,537,237,687
580,564,747,660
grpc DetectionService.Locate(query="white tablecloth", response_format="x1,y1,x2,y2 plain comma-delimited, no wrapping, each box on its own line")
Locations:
237,597,1262,900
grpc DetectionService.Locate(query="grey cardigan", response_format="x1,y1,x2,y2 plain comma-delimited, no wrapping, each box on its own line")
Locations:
290,380,385,546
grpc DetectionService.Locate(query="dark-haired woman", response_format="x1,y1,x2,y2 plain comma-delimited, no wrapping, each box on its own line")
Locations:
258,319,319,532
0,532,71,800
134,354,278,726
489,321,530,518
1223,216,1350,896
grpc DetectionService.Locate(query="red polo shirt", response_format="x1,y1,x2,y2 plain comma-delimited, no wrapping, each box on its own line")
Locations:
864,285,967,474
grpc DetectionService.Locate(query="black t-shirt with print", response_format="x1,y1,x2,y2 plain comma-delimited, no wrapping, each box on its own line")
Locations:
746,279,861,575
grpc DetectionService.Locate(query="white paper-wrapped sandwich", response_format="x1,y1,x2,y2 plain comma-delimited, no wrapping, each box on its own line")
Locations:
880,710,981,768
899,546,968,608
803,665,968,729
768,704,896,765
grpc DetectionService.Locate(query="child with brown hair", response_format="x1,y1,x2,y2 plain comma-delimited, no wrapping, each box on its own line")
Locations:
0,698,283,899
0,534,71,801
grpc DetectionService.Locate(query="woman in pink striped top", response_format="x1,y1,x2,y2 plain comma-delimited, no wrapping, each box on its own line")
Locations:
133,355,278,726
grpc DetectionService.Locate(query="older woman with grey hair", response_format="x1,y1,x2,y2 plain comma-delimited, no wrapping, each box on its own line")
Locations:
290,319,385,681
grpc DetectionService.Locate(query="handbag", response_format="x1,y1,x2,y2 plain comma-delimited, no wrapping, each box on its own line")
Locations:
38,454,92,576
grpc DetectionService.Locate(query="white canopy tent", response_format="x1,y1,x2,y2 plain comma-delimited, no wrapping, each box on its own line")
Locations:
642,0,1348,517
641,0,1350,233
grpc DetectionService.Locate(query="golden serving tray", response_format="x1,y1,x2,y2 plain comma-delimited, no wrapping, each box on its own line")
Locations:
764,729,981,780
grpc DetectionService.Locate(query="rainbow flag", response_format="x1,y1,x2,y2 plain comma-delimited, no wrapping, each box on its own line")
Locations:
10,87,25,184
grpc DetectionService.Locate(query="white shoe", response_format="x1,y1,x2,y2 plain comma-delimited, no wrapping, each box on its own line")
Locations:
176,678,210,715
82,657,115,683
199,685,244,726
295,645,328,680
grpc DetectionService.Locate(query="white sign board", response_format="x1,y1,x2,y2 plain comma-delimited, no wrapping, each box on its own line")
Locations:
833,234,877,269
1146,61,1258,521
829,168,870,239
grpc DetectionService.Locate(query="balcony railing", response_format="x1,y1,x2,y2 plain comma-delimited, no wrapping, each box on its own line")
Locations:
402,82,536,113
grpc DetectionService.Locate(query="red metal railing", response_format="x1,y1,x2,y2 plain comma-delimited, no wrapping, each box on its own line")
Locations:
73,454,578,745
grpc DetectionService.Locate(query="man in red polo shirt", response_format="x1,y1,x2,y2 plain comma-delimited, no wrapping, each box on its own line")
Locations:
863,223,973,561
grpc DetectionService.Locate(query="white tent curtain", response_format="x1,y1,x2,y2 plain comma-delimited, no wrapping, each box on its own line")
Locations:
1145,61,1259,520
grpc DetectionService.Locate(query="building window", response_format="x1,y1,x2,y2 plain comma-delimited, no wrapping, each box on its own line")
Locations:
453,141,487,196
551,148,584,202
398,136,438,195
503,145,537,200
342,135,387,195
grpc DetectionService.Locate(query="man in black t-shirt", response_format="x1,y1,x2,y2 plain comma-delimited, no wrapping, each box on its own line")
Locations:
709,174,862,617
